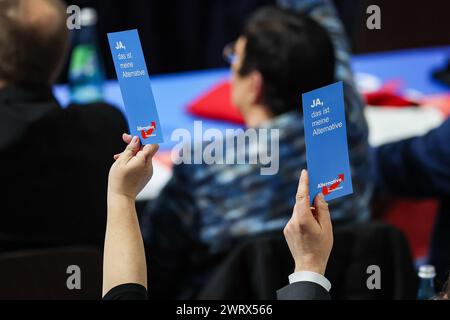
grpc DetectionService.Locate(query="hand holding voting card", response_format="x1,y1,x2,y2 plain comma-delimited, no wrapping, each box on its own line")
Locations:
107,29,163,144
302,82,353,204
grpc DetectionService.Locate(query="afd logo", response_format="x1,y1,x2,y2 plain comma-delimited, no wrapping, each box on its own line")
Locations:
138,122,157,139
317,174,345,195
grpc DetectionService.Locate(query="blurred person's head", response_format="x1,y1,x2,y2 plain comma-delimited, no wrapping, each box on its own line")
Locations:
228,6,335,127
0,0,69,88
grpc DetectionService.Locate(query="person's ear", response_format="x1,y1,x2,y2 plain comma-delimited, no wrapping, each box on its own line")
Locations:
249,70,264,104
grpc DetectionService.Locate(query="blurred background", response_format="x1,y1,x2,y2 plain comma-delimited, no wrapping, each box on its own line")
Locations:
60,0,450,78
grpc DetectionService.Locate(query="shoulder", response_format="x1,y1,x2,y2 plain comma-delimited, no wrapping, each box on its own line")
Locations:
52,103,128,157
433,118,450,142
62,102,128,135
65,102,126,125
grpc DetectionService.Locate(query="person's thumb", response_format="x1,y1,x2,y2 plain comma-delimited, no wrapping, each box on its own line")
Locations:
120,136,140,163
314,193,332,229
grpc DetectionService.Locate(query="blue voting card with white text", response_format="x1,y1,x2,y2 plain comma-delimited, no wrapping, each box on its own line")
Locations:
107,29,163,144
302,81,353,204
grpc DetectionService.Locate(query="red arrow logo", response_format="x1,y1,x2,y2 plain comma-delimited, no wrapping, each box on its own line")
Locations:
322,174,345,196
141,122,157,139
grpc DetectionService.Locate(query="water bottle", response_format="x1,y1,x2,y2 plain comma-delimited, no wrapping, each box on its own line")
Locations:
417,265,436,300
68,8,105,104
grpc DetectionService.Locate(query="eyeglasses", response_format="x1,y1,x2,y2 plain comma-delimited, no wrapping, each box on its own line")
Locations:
223,42,237,65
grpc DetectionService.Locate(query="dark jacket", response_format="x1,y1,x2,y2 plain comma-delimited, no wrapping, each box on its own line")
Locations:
374,118,450,283
0,85,127,250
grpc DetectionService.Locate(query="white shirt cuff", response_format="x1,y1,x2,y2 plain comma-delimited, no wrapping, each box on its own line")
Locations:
288,271,332,292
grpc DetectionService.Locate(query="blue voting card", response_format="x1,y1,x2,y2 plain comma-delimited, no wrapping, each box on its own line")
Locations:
107,29,163,144
302,81,353,204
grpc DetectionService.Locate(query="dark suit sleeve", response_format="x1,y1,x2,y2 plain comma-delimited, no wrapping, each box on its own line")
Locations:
277,282,331,300
374,118,450,198
103,284,148,300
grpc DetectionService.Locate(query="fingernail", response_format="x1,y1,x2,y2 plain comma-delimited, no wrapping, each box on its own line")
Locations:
318,193,325,201
132,136,139,144
301,169,306,177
